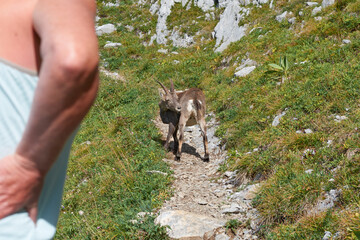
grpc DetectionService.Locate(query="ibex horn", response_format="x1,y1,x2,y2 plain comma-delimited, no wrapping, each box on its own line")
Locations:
156,80,169,94
170,79,175,93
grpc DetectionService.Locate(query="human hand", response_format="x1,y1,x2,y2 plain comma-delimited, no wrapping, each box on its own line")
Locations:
0,154,44,223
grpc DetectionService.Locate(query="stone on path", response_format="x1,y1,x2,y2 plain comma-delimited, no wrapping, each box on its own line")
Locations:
155,210,226,239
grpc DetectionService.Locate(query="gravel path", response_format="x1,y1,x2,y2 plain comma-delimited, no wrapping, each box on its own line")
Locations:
154,113,260,240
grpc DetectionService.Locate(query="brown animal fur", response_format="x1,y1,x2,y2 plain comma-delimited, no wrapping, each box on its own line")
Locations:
157,80,209,161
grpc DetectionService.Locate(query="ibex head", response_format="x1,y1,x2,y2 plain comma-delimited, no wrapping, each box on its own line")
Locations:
157,79,182,113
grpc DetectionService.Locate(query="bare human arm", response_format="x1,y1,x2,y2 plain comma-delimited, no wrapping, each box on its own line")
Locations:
0,0,99,222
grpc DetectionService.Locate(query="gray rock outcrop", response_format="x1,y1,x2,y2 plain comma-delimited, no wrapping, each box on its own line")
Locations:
154,0,175,45
194,0,215,11
213,0,249,52
322,0,335,8
169,29,195,47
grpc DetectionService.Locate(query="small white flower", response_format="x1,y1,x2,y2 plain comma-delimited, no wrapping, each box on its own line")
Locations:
79,210,84,216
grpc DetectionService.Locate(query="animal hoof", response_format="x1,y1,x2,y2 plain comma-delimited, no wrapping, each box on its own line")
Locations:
202,155,210,162
174,156,181,161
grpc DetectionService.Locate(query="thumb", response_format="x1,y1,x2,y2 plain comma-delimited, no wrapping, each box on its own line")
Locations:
26,203,38,223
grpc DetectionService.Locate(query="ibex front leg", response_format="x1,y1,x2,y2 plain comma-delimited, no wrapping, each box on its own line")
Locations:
175,121,186,161
172,125,179,154
164,122,176,151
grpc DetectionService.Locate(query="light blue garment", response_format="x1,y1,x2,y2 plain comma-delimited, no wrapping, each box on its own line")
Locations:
0,58,75,240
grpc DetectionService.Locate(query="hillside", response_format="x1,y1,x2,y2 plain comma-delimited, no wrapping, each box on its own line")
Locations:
55,0,359,239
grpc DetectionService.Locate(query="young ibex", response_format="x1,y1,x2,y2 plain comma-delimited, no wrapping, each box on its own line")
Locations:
157,80,209,161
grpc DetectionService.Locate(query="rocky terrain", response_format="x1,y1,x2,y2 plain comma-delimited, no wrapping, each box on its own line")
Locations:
154,113,262,240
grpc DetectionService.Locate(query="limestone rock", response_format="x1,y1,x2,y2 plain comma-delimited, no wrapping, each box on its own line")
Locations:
323,231,332,240
155,210,226,239
334,115,347,122
311,189,342,214
194,0,215,11
150,0,160,14
306,2,318,6
272,111,286,127
288,17,296,24
275,11,288,22
96,24,116,36
234,66,256,77
312,6,322,15
169,29,195,48
104,42,122,48
304,128,313,134
103,1,119,7
158,48,169,54
322,0,335,8
155,0,175,45
221,203,246,214
99,67,126,82
231,184,260,201
213,0,249,52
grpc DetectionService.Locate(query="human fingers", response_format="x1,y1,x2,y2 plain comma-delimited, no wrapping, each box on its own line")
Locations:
0,154,43,221
26,202,38,223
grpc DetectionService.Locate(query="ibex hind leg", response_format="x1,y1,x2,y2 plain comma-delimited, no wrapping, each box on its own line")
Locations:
198,117,210,162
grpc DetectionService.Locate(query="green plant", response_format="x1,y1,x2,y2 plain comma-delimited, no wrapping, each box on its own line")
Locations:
225,219,242,232
354,230,360,240
268,56,290,82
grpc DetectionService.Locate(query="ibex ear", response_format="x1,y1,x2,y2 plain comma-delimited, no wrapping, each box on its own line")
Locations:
170,79,175,92
158,88,166,100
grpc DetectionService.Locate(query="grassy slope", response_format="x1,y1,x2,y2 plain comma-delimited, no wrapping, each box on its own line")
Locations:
56,0,360,239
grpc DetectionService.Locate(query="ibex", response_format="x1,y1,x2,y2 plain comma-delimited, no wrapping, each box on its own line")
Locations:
157,80,209,161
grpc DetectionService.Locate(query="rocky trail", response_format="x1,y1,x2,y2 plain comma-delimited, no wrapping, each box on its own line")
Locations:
154,113,261,240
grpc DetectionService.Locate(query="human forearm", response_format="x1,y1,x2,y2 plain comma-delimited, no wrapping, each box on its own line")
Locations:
15,0,100,175
16,51,99,175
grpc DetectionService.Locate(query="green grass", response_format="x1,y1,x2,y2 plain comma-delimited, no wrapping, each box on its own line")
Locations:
55,75,171,239
56,0,360,238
